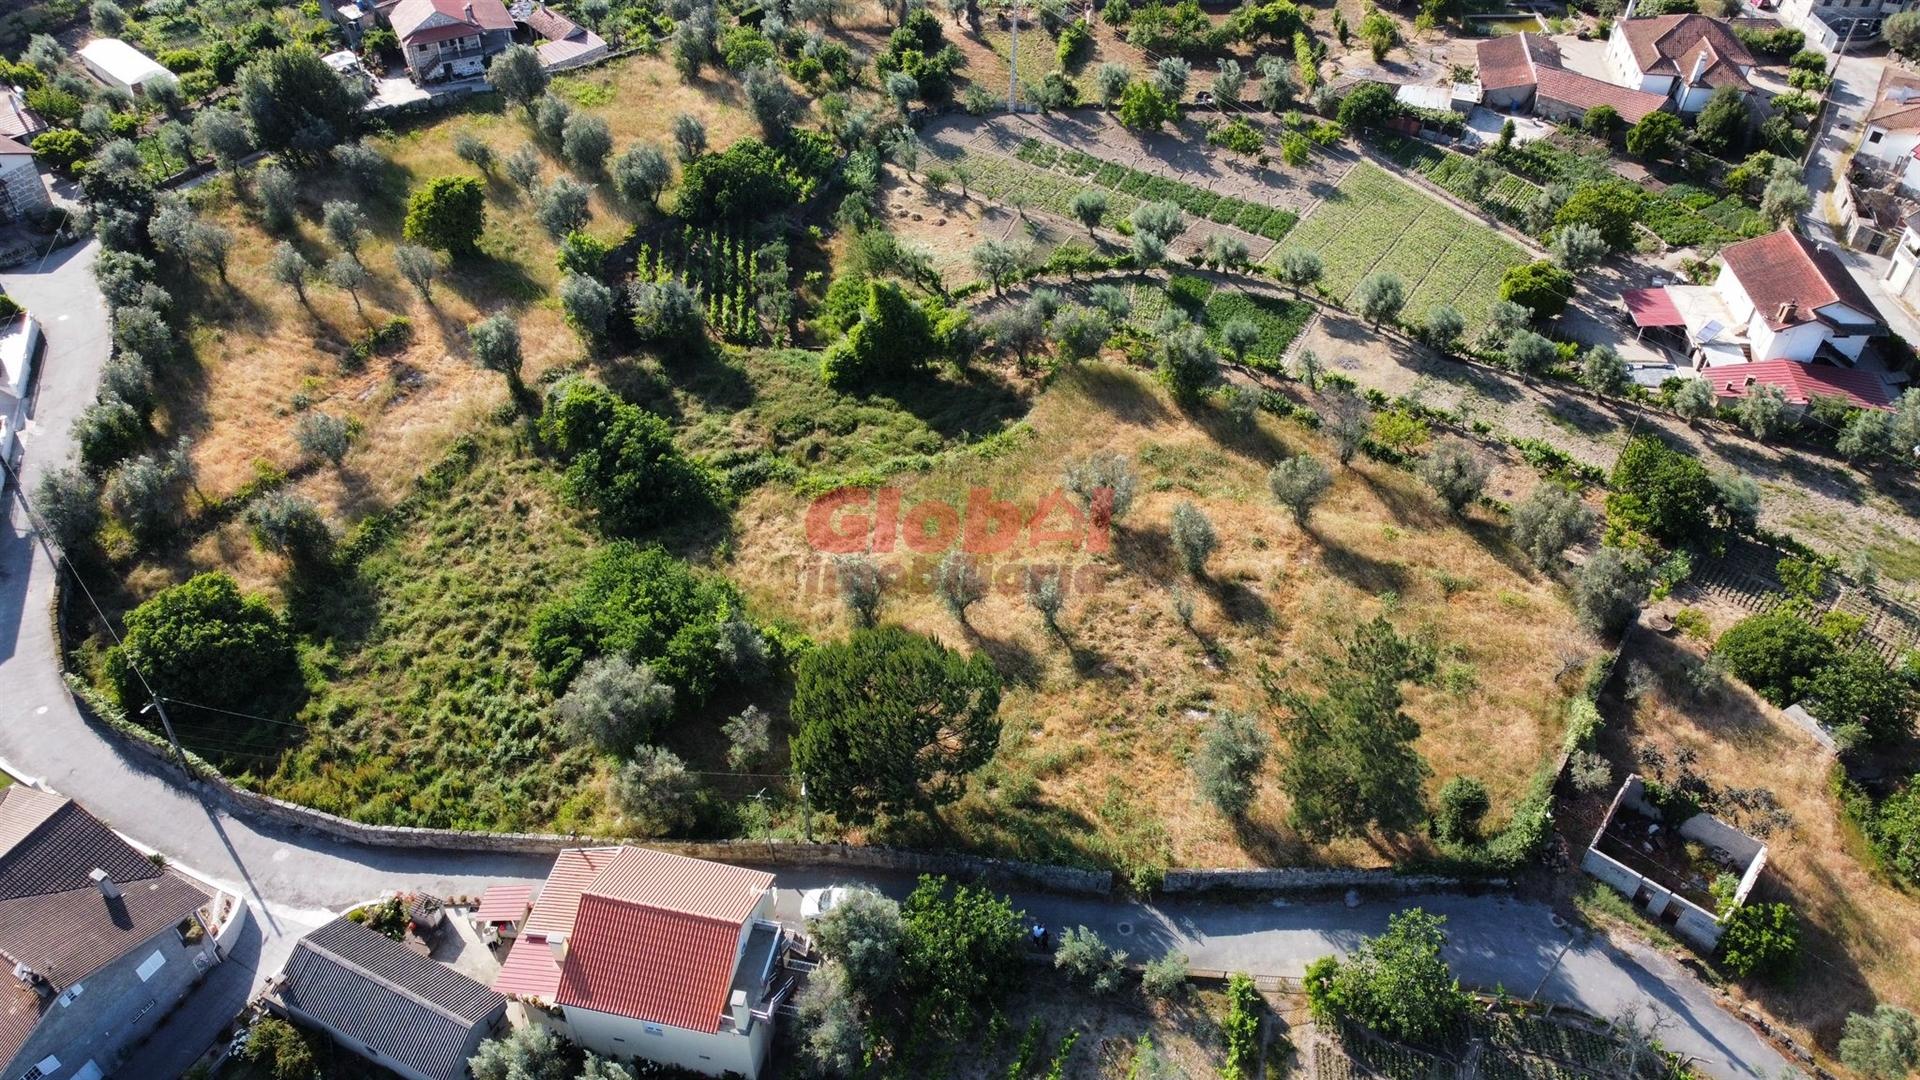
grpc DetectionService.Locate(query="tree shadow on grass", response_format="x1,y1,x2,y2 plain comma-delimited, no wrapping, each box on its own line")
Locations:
1200,573,1272,628
1068,362,1172,426
654,340,759,413
1352,465,1447,531
441,249,547,308
869,366,1029,443
1232,816,1328,868
1319,537,1410,595
284,563,382,654
965,622,1046,689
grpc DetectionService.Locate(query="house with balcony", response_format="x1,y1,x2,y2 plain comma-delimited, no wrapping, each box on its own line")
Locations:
492,847,795,1080
389,0,515,82
0,786,225,1080
1605,9,1757,114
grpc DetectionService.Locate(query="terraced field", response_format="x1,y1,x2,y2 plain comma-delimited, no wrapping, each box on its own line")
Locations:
1274,162,1530,330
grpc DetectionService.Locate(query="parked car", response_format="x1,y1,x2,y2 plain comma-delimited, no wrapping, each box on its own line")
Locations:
800,886,850,921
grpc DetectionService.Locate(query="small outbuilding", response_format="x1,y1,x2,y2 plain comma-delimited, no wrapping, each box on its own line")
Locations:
1581,774,1769,952
471,884,533,942
77,38,175,96
268,916,507,1080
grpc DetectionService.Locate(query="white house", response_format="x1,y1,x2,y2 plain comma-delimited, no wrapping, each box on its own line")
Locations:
1605,11,1756,114
1859,65,1920,194
1712,228,1883,363
0,137,48,223
492,847,792,1080
76,38,175,96
388,0,516,82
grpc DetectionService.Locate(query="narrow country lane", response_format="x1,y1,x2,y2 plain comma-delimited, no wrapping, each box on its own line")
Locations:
0,244,1791,1079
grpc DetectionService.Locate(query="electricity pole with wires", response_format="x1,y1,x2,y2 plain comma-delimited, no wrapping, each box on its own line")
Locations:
1007,0,1021,114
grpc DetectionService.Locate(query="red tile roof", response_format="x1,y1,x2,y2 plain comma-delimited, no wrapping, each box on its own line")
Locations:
390,0,513,40
1867,64,1920,133
1706,360,1893,410
1617,15,1755,89
520,847,620,940
1720,229,1881,331
587,847,773,924
493,847,773,1031
1475,33,1553,93
522,3,582,41
1533,66,1669,124
556,894,747,1032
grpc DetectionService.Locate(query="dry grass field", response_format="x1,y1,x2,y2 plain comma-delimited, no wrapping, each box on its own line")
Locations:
728,362,1589,875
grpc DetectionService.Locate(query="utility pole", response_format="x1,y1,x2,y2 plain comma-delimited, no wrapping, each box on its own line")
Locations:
139,696,193,776
751,788,773,853
799,778,813,842
1007,0,1020,114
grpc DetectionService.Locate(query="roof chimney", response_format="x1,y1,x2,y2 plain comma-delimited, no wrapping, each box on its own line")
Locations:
463,0,473,19
1689,48,1709,86
1777,300,1798,323
547,932,567,964
731,989,753,1033
89,868,120,901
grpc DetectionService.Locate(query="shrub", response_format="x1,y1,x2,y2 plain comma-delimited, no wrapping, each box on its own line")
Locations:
1436,776,1490,844
1141,950,1188,998
1222,972,1263,1080
1194,711,1271,820
104,572,299,714
528,541,742,700
1418,440,1488,514
677,138,805,220
1572,546,1652,637
1510,484,1595,569
1716,901,1799,980
245,490,332,565
1056,926,1128,994
538,379,717,536
810,886,904,994
35,466,103,552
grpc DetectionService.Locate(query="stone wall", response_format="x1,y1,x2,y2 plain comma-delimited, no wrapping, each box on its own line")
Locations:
1160,868,1468,894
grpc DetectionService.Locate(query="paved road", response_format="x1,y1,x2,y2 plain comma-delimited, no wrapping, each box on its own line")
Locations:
0,245,1792,1079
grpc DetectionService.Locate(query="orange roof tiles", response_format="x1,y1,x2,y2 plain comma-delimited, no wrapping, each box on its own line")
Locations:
1720,229,1880,331
555,895,748,1033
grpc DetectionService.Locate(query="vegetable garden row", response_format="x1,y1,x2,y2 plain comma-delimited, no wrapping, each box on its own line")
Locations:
1275,162,1529,331
631,224,763,343
1001,136,1299,241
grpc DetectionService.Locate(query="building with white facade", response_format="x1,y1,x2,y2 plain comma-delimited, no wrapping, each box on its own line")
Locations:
1858,65,1920,194
76,38,175,96
388,0,516,82
1605,11,1757,114
492,847,794,1080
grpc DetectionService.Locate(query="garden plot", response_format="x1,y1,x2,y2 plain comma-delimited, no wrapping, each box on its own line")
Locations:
1275,162,1530,331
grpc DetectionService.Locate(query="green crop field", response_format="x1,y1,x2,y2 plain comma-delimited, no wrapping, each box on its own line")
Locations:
1274,162,1530,330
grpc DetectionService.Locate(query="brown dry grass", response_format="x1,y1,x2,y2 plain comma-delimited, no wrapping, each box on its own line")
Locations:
1582,629,1920,1065
135,54,773,602
727,361,1589,870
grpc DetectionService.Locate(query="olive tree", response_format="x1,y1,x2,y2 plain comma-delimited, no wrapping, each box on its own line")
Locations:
1510,484,1595,570
556,656,675,753
1353,271,1405,328
468,313,524,382
609,745,698,834
295,411,352,467
393,244,438,301
1268,454,1332,526
835,553,883,627
935,550,988,624
1171,501,1216,576
1417,440,1489,514
1194,710,1271,820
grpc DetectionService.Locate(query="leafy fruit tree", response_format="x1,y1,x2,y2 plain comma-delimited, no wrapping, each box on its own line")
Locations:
1274,614,1435,841
403,175,486,255
1626,110,1684,161
821,280,943,386
899,875,1025,1037
1716,901,1800,980
1117,80,1179,130
104,571,300,715
1605,434,1727,547
1555,181,1642,250
791,626,1002,823
1303,908,1471,1041
1498,260,1575,320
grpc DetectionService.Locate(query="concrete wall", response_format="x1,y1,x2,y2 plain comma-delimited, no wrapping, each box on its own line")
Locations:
6,921,218,1078
567,1005,764,1079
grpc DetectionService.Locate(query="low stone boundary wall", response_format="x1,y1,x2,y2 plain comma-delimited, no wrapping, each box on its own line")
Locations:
1160,867,1469,894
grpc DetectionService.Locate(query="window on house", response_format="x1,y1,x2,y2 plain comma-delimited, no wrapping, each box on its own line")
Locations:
1871,130,1885,144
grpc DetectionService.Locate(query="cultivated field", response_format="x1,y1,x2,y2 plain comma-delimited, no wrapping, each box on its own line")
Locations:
1274,162,1530,331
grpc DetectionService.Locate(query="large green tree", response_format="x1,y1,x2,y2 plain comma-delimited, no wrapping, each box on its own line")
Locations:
1605,434,1723,547
791,625,1002,822
104,572,300,715
1272,614,1435,842
820,280,941,387
898,875,1025,1036
403,175,486,255
236,44,362,157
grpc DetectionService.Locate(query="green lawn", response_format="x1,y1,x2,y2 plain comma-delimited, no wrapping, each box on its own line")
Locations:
1273,162,1530,331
